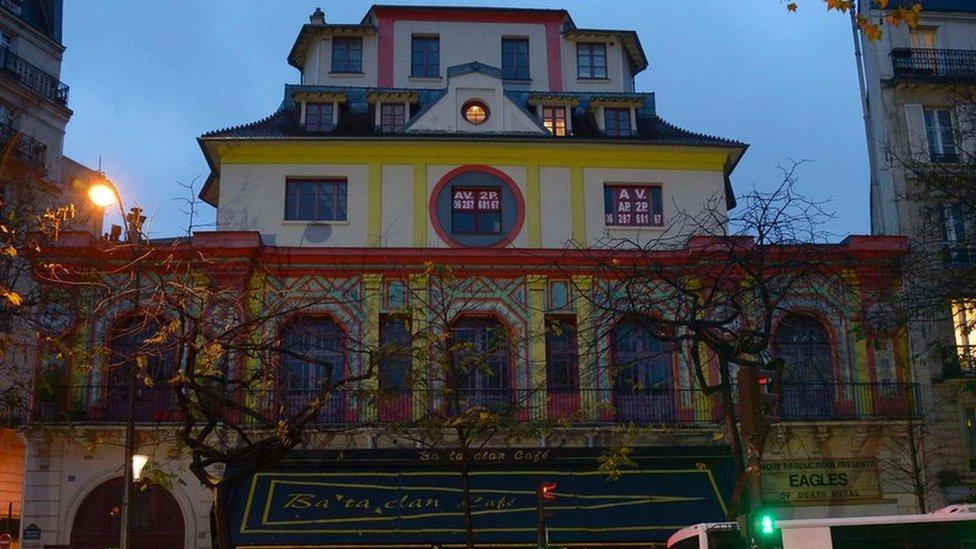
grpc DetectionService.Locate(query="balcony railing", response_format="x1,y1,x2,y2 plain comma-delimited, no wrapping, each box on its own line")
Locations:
0,47,69,105
34,382,920,425
0,122,46,170
891,48,976,82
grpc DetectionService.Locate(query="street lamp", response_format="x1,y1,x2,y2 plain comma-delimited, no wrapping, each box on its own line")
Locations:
88,178,144,243
87,178,141,549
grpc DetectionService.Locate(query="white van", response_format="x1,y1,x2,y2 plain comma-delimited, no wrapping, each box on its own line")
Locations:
666,505,976,548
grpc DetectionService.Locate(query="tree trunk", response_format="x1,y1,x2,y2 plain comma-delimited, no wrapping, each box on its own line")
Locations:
719,363,747,518
459,454,475,549
212,482,234,549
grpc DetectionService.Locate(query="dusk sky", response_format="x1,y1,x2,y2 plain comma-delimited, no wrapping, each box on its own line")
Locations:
61,1,868,239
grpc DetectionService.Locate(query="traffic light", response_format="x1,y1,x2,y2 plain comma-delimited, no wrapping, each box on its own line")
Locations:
540,481,557,503
753,511,782,548
536,481,557,548
737,366,781,443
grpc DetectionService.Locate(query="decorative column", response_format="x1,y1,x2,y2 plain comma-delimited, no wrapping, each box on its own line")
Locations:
409,273,429,420
527,275,548,420
573,276,597,421
361,274,383,422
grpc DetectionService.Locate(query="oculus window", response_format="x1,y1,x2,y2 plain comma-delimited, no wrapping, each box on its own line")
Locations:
462,100,489,125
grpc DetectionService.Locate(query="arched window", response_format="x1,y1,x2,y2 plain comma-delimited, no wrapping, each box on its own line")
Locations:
70,477,184,549
280,317,346,423
773,313,837,419
104,316,177,422
611,320,674,423
772,313,834,384
450,317,511,407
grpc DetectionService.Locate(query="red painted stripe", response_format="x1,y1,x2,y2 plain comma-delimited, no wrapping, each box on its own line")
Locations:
377,13,395,87
545,20,563,92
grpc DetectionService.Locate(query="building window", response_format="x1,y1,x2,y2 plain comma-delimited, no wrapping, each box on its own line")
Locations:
604,107,632,136
379,315,412,393
943,202,973,267
603,184,663,227
953,300,976,371
106,317,177,421
450,318,511,407
331,36,363,73
280,317,345,422
773,314,836,419
577,42,607,79
411,35,439,78
611,320,673,423
542,106,567,136
0,33,10,51
1,1,21,16
462,100,489,125
910,27,937,49
924,108,957,163
501,37,530,80
452,186,501,234
380,103,406,133
303,102,334,133
967,408,976,470
285,179,347,222
546,317,578,393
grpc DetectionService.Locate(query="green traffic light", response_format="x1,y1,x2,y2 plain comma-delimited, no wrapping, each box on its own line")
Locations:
759,514,775,535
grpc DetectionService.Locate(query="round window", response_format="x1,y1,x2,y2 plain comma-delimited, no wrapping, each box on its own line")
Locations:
462,101,489,125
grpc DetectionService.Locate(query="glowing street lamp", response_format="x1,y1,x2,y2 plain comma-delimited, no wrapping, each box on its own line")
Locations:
132,454,150,482
87,182,118,208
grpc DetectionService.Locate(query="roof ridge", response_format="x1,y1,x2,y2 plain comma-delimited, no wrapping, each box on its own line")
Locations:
201,110,287,138
651,115,744,146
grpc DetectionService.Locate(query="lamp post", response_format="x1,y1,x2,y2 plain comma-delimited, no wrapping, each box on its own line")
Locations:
87,178,141,549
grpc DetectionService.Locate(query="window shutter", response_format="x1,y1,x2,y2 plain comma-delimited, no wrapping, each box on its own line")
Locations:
956,104,976,162
904,104,929,163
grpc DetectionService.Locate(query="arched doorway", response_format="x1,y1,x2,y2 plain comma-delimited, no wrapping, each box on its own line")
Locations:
70,477,185,549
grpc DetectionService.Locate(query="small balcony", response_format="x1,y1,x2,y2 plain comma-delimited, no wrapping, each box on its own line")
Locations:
891,48,976,82
0,122,46,170
0,47,69,105
33,383,921,426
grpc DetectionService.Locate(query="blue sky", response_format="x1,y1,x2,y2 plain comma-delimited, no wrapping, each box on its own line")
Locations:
61,1,868,238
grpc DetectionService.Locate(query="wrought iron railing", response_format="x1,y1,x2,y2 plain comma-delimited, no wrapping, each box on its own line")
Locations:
0,47,69,105
0,122,46,170
891,48,976,81
34,383,921,425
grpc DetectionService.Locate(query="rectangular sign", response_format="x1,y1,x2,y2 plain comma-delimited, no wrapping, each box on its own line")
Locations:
230,447,734,547
761,458,881,505
452,188,500,212
604,184,663,227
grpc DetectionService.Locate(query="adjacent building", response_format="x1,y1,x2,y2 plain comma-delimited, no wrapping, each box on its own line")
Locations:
859,0,976,508
0,1,101,546
23,5,923,548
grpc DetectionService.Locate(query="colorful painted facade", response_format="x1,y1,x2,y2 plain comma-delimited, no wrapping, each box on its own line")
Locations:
23,5,920,548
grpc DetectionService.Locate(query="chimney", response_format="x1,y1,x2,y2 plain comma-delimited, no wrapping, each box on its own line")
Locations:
310,7,326,25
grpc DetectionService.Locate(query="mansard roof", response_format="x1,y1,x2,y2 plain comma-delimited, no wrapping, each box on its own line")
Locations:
201,85,744,149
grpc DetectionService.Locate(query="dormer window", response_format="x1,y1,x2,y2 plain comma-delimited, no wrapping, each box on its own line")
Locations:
304,102,335,132
604,107,632,136
331,37,363,73
577,43,608,79
380,103,406,133
542,106,567,136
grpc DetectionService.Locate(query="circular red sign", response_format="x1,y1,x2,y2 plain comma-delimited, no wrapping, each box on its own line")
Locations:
0,532,12,547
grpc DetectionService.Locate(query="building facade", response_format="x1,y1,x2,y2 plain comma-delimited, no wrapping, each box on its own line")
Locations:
25,5,921,548
0,1,101,546
859,0,976,509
